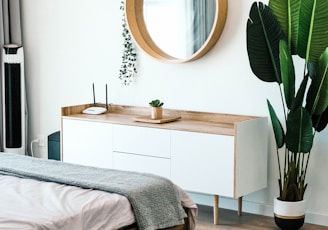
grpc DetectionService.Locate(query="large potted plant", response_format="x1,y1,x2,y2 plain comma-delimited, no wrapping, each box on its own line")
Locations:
246,0,328,229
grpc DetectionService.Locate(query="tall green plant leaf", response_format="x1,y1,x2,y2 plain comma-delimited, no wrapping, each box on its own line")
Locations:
290,74,309,112
286,107,313,153
246,2,285,83
306,47,328,115
307,63,317,79
297,0,328,63
267,99,285,148
312,106,328,132
280,40,295,109
269,0,301,54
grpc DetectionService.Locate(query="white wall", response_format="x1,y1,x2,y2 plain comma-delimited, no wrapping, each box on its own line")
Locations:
20,0,328,226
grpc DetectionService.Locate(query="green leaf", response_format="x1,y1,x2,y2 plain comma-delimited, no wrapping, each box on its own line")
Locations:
149,99,164,107
267,99,285,148
280,40,295,109
286,107,313,153
297,0,328,63
290,74,309,112
246,2,285,83
306,47,328,115
312,106,328,132
269,0,301,54
307,62,317,79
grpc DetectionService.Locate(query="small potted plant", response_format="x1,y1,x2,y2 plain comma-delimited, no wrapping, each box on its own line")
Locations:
149,99,164,119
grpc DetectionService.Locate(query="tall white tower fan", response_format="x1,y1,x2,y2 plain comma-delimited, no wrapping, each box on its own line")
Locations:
2,44,26,154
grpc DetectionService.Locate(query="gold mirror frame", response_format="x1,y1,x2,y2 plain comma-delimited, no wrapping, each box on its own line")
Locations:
125,0,228,63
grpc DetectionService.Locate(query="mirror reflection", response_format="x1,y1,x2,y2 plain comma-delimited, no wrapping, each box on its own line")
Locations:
143,0,216,59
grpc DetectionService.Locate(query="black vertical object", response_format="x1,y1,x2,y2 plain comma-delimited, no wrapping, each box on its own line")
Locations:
2,44,26,154
4,62,22,148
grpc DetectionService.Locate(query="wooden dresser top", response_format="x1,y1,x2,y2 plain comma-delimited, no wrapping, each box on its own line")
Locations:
61,104,264,136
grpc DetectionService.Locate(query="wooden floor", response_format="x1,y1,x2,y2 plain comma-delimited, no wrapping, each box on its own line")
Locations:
195,205,328,230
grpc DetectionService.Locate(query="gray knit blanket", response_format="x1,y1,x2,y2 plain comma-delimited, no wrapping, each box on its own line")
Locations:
0,152,186,230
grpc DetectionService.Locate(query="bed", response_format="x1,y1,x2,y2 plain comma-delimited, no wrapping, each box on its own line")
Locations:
0,152,197,230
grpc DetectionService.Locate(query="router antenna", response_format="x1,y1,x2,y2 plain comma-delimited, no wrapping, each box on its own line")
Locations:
92,83,96,106
106,84,108,110
82,83,107,115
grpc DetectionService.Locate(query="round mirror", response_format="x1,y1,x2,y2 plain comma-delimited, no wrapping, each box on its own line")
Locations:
125,0,227,63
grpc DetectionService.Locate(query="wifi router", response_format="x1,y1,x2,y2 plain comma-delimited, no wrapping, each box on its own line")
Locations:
82,83,108,115
82,106,107,115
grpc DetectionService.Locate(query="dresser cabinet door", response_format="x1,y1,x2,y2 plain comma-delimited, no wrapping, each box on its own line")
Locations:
171,130,235,197
62,119,113,168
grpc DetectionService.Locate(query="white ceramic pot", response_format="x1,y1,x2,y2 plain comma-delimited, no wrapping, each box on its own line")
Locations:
274,197,306,230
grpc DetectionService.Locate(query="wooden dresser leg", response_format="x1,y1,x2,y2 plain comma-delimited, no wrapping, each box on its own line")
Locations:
238,196,243,216
214,195,219,225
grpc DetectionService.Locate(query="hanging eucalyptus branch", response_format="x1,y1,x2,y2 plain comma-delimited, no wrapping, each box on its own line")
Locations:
119,1,137,85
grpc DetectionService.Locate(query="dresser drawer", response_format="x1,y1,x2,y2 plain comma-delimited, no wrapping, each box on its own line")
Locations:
113,124,170,158
113,152,171,178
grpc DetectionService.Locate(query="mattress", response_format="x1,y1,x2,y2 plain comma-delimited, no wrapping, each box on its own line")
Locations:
0,174,135,230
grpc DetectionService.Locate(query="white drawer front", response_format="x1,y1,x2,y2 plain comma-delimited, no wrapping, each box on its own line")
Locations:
113,152,171,179
171,130,234,197
113,124,170,158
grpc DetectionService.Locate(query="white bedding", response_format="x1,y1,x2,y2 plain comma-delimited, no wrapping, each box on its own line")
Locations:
0,174,197,230
0,175,135,230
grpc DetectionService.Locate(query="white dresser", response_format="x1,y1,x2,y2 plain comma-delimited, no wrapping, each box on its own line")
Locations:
61,104,268,224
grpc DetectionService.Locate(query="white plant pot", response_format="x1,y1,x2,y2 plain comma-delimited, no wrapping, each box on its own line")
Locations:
274,197,306,230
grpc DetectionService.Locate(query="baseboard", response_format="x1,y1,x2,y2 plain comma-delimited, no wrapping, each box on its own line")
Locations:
305,212,328,227
187,192,328,227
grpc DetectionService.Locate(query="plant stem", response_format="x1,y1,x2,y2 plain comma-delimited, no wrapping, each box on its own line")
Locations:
285,148,289,176
303,133,316,184
276,147,282,196
278,84,288,122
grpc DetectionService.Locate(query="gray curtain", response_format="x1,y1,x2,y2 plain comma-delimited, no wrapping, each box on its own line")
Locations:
192,0,215,52
0,0,22,151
